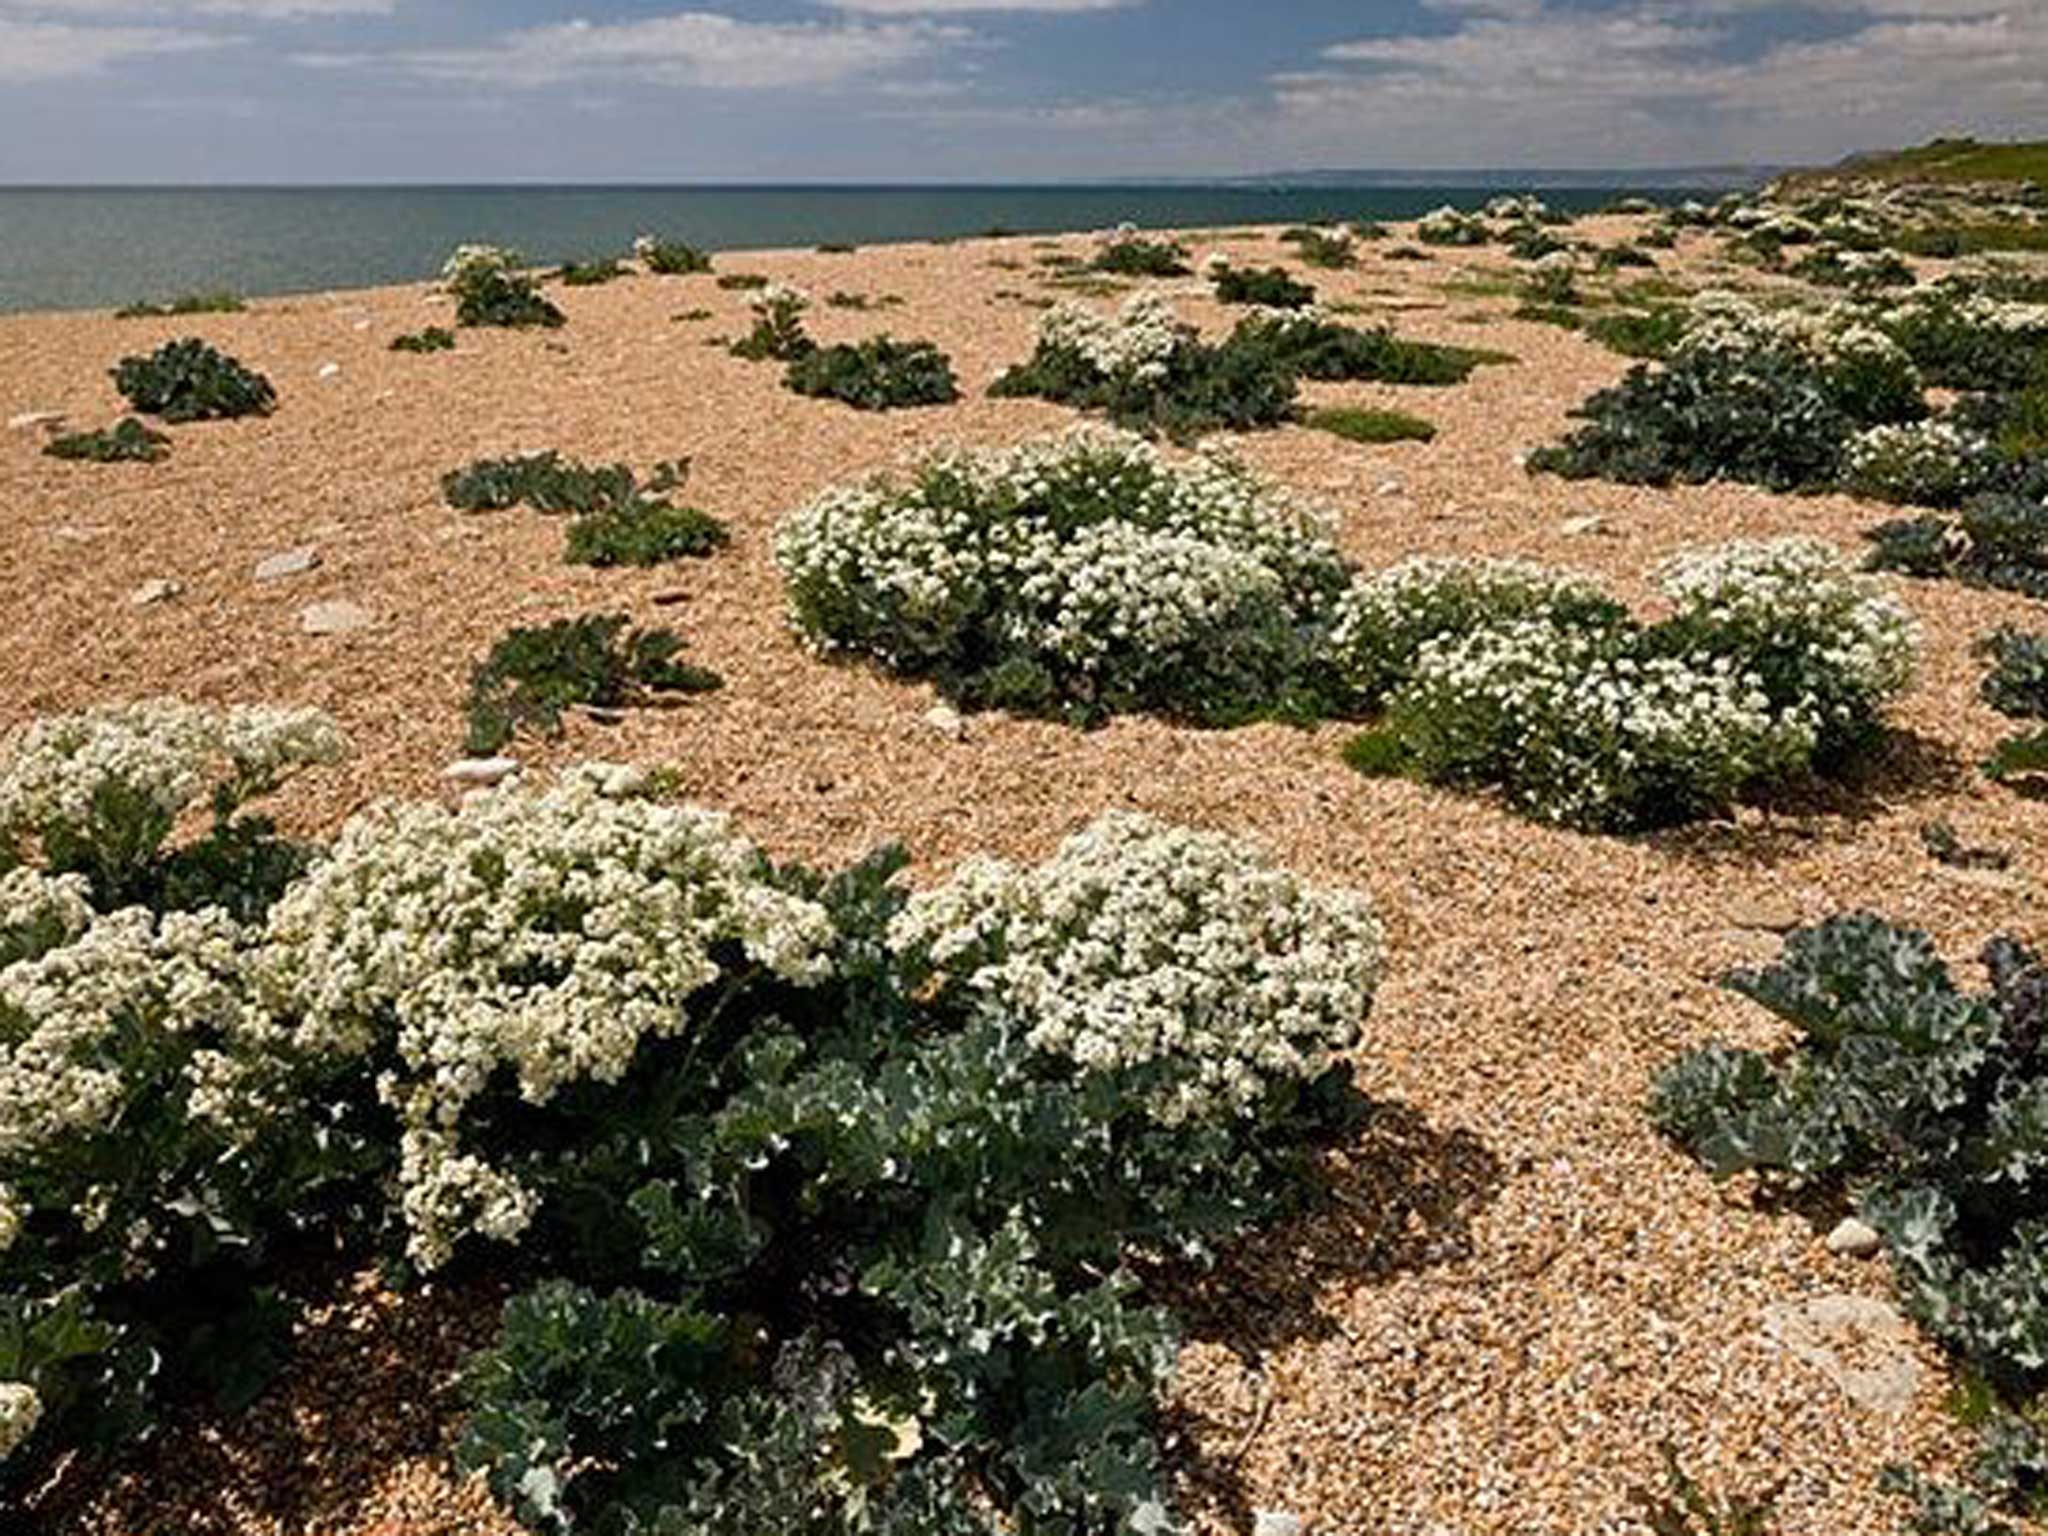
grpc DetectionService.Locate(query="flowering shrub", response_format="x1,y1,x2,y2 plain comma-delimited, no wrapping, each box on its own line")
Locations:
990,291,1299,441
782,335,959,411
1841,419,2002,507
1415,206,1489,246
1878,282,2048,391
449,807,1381,1534
1530,294,1924,491
463,615,721,753
1280,226,1356,269
775,425,1347,723
441,246,564,330
1790,245,1916,290
112,338,274,423
0,702,370,1491
1650,917,2048,1529
1344,539,1917,829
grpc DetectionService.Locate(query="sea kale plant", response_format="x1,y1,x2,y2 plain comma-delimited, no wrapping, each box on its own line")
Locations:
1977,627,2048,784
991,292,1300,441
111,338,275,423
1867,493,2048,600
389,326,456,354
775,425,1349,724
1650,917,2048,1530
634,233,713,275
1841,419,2005,508
729,282,815,362
463,614,722,754
1211,262,1317,309
43,418,169,464
1529,294,1925,492
0,703,373,1491
1090,224,1190,276
1336,539,1918,830
442,245,565,330
442,452,726,568
783,335,960,411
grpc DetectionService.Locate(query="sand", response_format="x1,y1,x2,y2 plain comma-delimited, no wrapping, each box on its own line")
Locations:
3,213,2041,1535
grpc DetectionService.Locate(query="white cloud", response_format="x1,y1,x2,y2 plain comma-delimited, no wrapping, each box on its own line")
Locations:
0,0,393,14
0,16,227,80
822,0,1129,11
343,11,962,90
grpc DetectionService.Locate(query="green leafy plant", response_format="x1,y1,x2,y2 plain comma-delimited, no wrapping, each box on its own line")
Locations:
1213,265,1316,308
563,500,729,568
555,258,626,287
42,417,169,463
783,336,959,410
1585,306,1688,359
1229,311,1501,386
1629,1445,1778,1536
1867,493,2048,600
463,614,721,753
443,246,565,330
1307,406,1436,444
389,326,456,354
635,235,713,275
729,285,815,363
1091,232,1189,276
716,273,768,291
111,338,275,423
113,292,244,319
1281,226,1357,270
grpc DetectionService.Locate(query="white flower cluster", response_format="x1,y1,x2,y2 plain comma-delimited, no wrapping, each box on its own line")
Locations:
1415,205,1489,245
0,1381,40,1461
1485,194,1553,223
259,769,836,1269
1676,290,1913,379
1656,536,1918,755
889,812,1383,1126
1326,556,1616,701
440,243,518,285
0,875,265,1162
774,425,1346,684
1036,291,1187,383
1401,618,1810,827
1881,282,2048,341
1841,419,1999,507
0,699,346,853
751,281,811,318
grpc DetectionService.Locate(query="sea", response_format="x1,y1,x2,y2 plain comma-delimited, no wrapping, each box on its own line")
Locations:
0,183,1713,314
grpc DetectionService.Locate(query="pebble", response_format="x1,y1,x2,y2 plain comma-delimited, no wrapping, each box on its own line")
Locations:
1825,1218,1882,1259
299,599,373,635
1376,478,1404,496
317,362,342,379
1558,513,1609,536
254,546,321,581
129,577,182,606
442,757,520,787
9,409,65,432
1253,1514,1305,1536
1723,896,1802,932
924,704,966,740
651,589,691,607
1759,1292,1921,1416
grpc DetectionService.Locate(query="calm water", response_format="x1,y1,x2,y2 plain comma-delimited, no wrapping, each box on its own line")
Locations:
0,184,1703,314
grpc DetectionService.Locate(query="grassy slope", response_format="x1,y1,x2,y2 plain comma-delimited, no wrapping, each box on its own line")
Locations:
1781,136,2048,190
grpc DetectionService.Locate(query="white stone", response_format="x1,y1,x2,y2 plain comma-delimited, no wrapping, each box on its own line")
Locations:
8,410,64,432
1559,514,1609,537
1253,1513,1305,1536
317,362,342,379
1375,478,1403,497
443,757,520,787
299,599,372,635
129,578,182,606
923,704,966,740
1760,1293,1921,1416
1826,1218,1882,1259
254,546,321,581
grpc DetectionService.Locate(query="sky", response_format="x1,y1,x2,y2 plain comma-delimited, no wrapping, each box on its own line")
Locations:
0,0,2043,183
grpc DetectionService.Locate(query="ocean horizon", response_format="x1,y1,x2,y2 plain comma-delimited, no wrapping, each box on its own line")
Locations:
0,182,1713,314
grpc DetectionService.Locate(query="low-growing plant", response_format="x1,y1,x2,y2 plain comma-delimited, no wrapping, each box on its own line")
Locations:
1584,306,1688,359
634,234,713,275
113,292,244,319
1307,406,1436,444
1867,494,2048,600
111,338,275,423
1842,419,2004,508
1092,227,1190,276
728,283,815,362
1629,1446,1779,1536
1335,539,1917,829
563,500,730,568
1415,206,1490,247
1282,226,1357,270
443,451,684,516
1213,264,1316,308
42,417,169,464
442,246,564,330
554,258,625,287
1594,244,1658,272
1230,309,1501,386
389,326,456,354
463,614,721,753
1977,628,2048,784
776,425,1349,724
783,335,959,410
716,272,769,291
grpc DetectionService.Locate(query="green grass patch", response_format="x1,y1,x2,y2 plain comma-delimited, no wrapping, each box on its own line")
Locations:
114,292,245,319
1307,406,1436,445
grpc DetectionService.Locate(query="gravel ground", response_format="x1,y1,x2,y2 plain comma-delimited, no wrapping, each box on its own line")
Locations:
2,213,2040,1534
